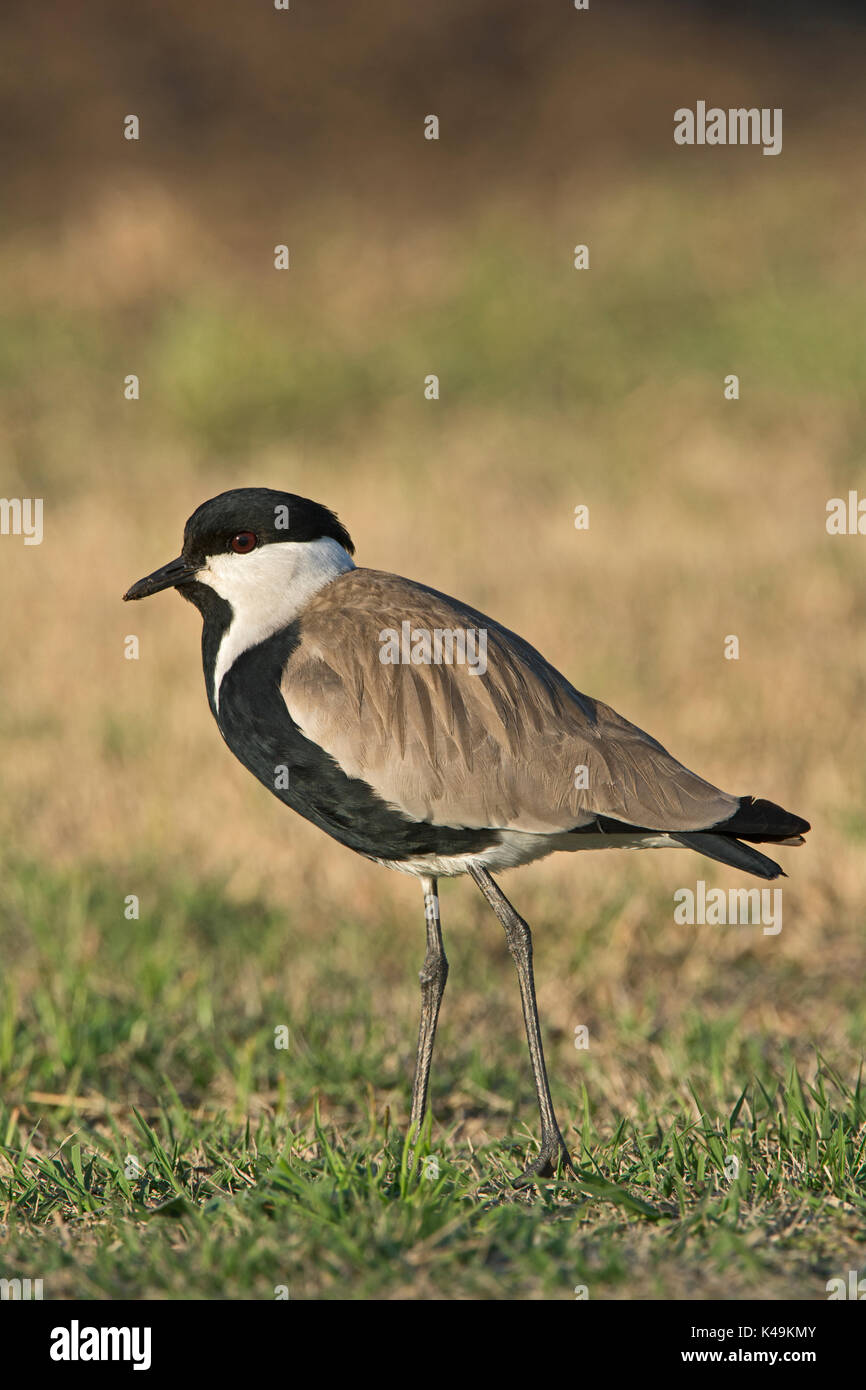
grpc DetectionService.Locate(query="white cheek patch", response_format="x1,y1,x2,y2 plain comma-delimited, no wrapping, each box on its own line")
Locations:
198,537,355,708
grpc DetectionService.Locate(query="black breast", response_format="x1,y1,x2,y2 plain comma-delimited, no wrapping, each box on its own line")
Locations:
213,622,497,863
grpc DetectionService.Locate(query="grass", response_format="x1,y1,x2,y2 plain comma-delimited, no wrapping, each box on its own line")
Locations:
1,859,864,1299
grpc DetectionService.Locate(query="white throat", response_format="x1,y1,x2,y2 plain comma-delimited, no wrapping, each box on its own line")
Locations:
198,537,355,709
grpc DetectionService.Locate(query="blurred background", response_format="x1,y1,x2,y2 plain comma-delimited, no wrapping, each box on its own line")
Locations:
1,0,864,1224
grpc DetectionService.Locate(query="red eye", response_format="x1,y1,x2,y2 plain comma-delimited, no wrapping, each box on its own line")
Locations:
230,531,257,554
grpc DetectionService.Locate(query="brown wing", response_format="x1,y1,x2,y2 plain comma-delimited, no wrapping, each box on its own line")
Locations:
281,569,738,834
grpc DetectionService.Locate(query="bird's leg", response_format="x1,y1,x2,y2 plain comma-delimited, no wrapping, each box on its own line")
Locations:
469,864,574,1187
407,876,448,1161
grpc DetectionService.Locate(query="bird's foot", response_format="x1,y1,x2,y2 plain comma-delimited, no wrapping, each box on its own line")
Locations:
513,1133,575,1189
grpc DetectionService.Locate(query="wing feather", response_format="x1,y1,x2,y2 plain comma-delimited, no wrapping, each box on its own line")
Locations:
281,569,738,834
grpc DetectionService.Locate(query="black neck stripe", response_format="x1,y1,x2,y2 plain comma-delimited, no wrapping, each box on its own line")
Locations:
212,622,496,863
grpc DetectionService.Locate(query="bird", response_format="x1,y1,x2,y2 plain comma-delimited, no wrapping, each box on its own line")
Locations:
123,487,810,1185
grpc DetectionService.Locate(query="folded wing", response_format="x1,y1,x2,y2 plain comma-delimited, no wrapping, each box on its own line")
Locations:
281,569,739,836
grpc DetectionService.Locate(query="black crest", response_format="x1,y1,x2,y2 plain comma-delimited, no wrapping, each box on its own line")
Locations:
182,488,354,564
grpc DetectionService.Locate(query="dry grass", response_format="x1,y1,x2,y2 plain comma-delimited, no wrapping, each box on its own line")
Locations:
3,166,863,1099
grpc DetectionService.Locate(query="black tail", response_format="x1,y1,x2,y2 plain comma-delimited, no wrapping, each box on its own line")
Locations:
670,832,786,880
672,797,811,881
712,796,811,843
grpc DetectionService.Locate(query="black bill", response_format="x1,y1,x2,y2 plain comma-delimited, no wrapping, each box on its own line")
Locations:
123,555,196,601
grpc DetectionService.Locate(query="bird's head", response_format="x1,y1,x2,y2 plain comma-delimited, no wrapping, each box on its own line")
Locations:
122,487,355,619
